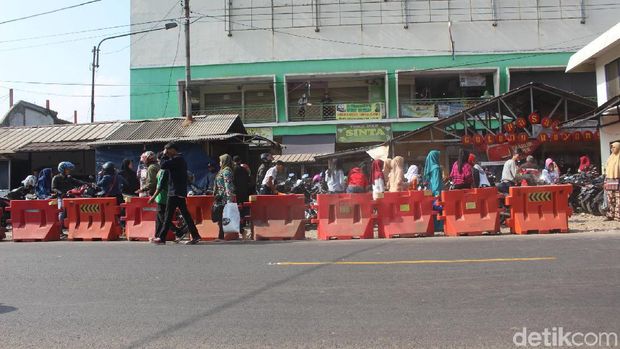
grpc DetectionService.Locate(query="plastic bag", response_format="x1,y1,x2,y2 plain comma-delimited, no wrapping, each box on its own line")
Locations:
222,202,240,233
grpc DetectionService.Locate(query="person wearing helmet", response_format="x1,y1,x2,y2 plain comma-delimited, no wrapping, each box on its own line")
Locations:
96,162,128,204
6,175,37,200
137,151,160,197
255,153,273,193
52,162,86,197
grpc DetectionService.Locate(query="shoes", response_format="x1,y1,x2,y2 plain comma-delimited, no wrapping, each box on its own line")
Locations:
151,238,165,245
184,238,200,245
174,232,187,244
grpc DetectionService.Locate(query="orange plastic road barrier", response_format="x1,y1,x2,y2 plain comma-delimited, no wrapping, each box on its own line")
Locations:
505,184,572,234
376,190,437,238
64,198,121,241
438,187,501,236
186,195,238,241
315,193,374,240
121,197,176,241
7,200,62,242
248,194,306,240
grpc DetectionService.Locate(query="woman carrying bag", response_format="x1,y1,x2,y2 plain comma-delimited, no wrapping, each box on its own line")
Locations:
212,154,237,240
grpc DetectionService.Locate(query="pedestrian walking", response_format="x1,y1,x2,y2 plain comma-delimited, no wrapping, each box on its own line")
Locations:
325,159,345,194
119,159,140,196
383,158,392,192
371,159,385,199
152,142,201,245
604,142,620,221
450,149,473,189
541,158,560,184
423,150,443,196
405,163,419,190
388,156,407,192
214,154,236,240
148,152,182,242
346,167,368,193
256,153,273,193
137,151,159,197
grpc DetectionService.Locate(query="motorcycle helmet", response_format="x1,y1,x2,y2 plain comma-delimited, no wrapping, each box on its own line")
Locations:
312,174,322,183
58,161,75,173
140,151,156,164
260,153,273,162
101,162,116,175
21,175,37,188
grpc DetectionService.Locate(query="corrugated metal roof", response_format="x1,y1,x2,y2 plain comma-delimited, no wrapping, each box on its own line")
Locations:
18,142,92,152
0,122,122,154
92,114,243,146
91,134,240,146
273,153,325,163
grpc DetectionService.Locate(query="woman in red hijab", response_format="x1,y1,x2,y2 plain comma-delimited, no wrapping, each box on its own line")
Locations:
371,159,385,199
346,167,369,193
578,155,591,172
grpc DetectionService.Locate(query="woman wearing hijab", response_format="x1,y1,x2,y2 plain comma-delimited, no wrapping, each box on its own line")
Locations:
371,159,385,199
424,150,443,196
578,155,591,173
405,163,419,190
382,158,392,192
346,167,369,193
118,159,140,196
604,142,620,221
214,154,236,240
449,149,473,189
541,158,559,184
36,168,53,199
389,156,407,192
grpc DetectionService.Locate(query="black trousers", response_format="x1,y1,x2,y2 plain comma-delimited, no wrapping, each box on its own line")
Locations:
157,196,200,242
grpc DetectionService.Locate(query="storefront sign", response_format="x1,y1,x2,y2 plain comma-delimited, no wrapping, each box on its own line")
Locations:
246,127,273,140
336,124,392,143
437,102,465,118
400,104,435,118
335,103,385,120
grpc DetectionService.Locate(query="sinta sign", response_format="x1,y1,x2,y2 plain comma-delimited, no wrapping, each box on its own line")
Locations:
336,124,392,143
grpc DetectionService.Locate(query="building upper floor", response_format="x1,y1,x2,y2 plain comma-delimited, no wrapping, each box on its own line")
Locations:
130,0,620,69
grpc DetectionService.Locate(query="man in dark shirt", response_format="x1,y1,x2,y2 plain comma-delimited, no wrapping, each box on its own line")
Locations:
153,142,201,245
52,161,86,197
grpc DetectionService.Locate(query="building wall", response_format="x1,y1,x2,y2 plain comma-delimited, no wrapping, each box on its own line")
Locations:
131,0,618,68
6,109,55,127
594,46,620,105
130,52,575,122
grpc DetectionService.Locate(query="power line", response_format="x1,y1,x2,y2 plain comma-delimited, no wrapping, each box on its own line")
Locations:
106,0,182,56
163,10,184,115
0,18,183,44
0,0,102,25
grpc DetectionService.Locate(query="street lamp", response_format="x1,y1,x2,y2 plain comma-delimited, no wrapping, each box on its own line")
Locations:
90,22,178,123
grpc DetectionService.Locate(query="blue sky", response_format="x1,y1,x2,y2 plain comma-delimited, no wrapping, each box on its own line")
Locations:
0,1,136,122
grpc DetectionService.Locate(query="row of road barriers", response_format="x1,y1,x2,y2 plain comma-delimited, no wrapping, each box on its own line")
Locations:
3,185,573,242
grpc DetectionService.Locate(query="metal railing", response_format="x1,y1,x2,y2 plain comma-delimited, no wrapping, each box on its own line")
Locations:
399,97,488,118
195,104,276,124
288,102,386,122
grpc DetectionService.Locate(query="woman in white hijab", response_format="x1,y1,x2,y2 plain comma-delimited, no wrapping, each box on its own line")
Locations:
405,164,419,190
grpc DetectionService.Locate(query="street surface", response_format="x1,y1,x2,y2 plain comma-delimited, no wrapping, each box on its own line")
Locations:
1,231,619,348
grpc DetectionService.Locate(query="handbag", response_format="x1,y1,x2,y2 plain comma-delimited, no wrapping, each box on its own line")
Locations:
222,202,241,233
211,201,225,223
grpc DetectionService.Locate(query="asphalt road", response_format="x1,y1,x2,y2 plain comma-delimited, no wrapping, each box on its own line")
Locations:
1,231,619,349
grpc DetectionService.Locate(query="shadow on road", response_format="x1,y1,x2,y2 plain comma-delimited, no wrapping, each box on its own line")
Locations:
125,241,390,349
0,304,18,314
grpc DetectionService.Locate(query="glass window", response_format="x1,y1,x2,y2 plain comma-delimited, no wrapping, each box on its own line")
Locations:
605,58,620,99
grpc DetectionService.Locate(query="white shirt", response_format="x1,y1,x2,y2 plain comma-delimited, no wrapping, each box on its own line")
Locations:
372,178,385,200
501,159,518,183
474,164,491,187
325,169,345,192
262,166,278,186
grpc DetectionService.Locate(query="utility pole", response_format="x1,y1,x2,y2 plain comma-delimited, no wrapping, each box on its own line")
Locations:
90,45,98,123
183,0,193,125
